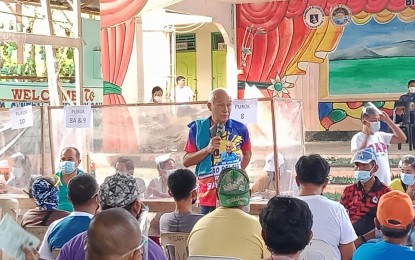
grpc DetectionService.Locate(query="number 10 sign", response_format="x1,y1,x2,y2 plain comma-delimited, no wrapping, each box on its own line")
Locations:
10,105,34,130
64,105,93,128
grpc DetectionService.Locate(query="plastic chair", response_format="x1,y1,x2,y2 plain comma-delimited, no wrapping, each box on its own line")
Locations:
52,248,61,259
160,232,189,260
0,197,19,221
187,257,241,260
25,226,49,242
299,239,335,260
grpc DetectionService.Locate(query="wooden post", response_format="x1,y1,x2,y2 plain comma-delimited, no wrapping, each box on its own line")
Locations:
270,98,280,195
72,0,84,105
47,106,56,173
40,0,62,106
40,106,45,175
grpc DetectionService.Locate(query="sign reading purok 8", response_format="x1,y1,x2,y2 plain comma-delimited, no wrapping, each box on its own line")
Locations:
0,82,103,108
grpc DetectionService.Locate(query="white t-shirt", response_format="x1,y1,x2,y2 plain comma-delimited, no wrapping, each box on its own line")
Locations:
298,195,357,260
174,86,194,102
351,132,393,184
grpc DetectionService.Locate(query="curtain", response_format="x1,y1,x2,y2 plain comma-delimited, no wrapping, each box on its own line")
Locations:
99,0,147,152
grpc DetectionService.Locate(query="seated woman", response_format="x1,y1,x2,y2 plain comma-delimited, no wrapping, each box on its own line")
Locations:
21,176,70,228
389,155,415,200
145,154,175,199
0,153,35,194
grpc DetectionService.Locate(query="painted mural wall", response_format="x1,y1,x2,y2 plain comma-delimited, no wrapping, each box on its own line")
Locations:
236,1,415,131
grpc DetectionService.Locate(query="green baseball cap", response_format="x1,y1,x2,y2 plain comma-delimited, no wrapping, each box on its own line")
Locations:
218,168,250,207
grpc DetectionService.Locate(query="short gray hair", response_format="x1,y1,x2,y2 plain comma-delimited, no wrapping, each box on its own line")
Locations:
208,88,230,103
398,155,415,169
361,106,378,121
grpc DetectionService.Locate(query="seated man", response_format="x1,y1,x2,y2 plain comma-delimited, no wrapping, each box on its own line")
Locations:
353,190,415,259
160,169,203,233
340,148,391,247
260,196,313,260
392,101,406,125
398,80,415,103
21,176,69,228
39,174,99,260
251,152,284,198
390,155,415,201
115,156,135,176
296,154,357,259
86,208,144,260
59,173,167,260
145,154,175,199
55,147,85,212
188,168,269,260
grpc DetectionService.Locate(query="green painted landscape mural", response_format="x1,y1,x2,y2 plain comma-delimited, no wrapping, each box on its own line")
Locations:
329,17,415,95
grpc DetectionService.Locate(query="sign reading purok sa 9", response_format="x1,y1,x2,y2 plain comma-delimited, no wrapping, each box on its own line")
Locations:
0,82,103,108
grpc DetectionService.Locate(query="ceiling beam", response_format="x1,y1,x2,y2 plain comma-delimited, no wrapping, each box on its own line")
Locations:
0,31,83,49
1,0,99,15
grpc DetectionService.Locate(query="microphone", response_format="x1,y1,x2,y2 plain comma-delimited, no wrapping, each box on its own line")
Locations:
214,123,224,156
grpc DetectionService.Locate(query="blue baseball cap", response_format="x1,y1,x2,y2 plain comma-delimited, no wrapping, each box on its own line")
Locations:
351,148,377,164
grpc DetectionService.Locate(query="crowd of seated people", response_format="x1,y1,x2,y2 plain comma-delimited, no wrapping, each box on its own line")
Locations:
4,144,415,260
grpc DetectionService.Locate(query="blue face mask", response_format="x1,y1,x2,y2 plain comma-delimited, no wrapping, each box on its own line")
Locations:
354,170,372,183
400,173,415,186
60,161,76,174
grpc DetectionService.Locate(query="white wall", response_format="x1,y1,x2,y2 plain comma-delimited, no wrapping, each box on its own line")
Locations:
122,3,236,103
195,30,211,101
167,0,237,98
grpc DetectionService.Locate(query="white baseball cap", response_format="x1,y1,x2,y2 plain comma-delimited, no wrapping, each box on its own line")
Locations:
155,153,172,165
263,153,285,171
0,160,8,169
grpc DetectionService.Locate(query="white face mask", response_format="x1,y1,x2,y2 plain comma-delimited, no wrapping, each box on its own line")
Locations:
409,87,415,94
369,121,380,133
154,96,162,102
11,167,24,179
166,169,176,177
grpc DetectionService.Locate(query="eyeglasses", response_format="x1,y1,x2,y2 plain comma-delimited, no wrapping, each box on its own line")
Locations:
121,236,147,258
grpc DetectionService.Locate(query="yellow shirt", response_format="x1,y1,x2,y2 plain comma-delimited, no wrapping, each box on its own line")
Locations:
188,207,269,260
389,178,405,192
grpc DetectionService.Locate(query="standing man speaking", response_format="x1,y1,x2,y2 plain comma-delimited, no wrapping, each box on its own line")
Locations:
183,88,252,214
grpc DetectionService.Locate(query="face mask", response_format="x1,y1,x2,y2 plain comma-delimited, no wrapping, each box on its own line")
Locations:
166,169,176,177
409,87,415,94
369,121,380,133
400,173,415,186
60,161,76,174
154,96,162,102
11,167,24,179
354,170,372,183
117,171,130,176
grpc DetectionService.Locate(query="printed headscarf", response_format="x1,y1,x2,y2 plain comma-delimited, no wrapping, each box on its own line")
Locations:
31,178,59,210
99,173,139,208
